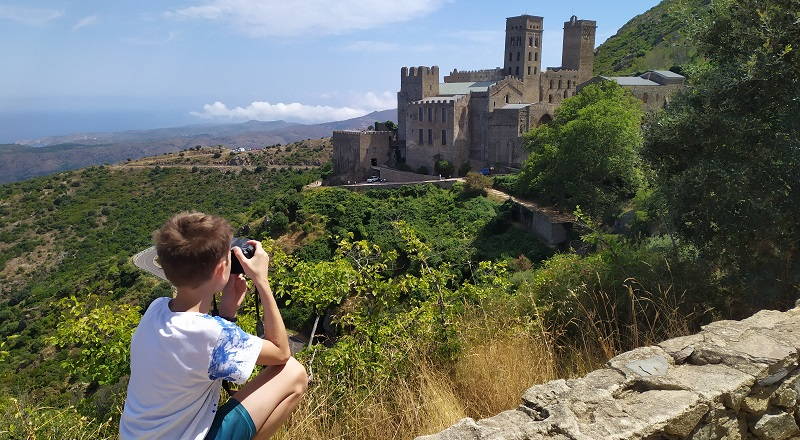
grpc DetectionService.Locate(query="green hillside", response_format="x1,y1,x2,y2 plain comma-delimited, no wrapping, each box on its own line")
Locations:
594,0,709,75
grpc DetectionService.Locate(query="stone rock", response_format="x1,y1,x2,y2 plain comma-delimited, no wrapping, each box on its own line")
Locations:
416,418,480,440
752,413,800,440
607,346,673,381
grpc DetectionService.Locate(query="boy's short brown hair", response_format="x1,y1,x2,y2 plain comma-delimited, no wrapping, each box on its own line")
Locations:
153,212,233,288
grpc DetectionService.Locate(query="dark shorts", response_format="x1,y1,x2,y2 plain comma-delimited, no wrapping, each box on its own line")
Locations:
205,398,256,440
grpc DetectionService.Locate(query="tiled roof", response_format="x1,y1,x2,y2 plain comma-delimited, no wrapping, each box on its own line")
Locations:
439,81,496,95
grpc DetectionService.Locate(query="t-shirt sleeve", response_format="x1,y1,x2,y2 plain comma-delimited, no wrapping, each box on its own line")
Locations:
208,318,262,384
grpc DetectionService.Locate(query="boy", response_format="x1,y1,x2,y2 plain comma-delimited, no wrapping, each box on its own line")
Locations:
120,212,307,440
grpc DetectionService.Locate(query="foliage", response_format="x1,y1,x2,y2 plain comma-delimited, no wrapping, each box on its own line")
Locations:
643,0,800,308
48,297,141,385
492,174,519,195
593,0,708,75
517,82,645,219
434,159,454,178
463,172,492,196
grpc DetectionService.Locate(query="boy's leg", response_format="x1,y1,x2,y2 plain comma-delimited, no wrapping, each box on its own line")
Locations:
232,356,308,439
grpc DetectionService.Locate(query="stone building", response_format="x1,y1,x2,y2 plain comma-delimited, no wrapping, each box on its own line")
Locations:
331,129,393,183
333,14,685,180
397,14,598,173
579,70,686,111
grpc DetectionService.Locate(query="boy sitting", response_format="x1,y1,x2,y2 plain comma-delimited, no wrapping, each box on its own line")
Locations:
120,212,308,440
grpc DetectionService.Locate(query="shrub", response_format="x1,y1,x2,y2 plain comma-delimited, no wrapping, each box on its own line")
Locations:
434,160,454,178
463,172,492,196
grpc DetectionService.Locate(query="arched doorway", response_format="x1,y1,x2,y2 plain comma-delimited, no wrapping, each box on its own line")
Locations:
538,114,553,125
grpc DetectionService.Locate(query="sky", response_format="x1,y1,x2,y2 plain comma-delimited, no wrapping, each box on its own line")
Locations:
0,0,661,142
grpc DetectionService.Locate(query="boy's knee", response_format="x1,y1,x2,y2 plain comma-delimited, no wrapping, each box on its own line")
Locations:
286,357,308,394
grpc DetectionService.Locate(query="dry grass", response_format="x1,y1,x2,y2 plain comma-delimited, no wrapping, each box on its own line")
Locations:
272,275,693,440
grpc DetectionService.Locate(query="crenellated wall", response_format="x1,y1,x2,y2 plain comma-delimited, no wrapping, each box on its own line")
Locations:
418,305,800,440
445,68,505,83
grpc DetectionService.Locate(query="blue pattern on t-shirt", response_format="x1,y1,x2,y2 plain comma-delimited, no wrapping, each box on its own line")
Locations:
208,317,257,383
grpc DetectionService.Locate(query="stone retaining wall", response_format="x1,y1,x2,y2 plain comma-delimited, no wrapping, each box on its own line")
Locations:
418,306,800,440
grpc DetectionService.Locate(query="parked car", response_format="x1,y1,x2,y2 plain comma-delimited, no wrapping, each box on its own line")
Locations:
366,176,380,183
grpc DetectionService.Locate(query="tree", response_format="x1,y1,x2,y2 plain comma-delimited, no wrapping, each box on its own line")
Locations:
643,0,800,306
463,172,492,196
517,81,645,219
434,159,454,178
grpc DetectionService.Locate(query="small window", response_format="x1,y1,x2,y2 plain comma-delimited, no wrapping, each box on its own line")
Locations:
428,107,432,122
564,90,568,98
548,95,553,103
516,52,521,61
515,66,519,76
371,158,377,166
558,80,562,89
550,79,554,89
441,107,446,123
418,107,423,120
505,94,509,103
441,130,447,145
528,66,531,75
534,67,538,74
528,52,532,61
534,52,538,61
509,52,513,61
428,129,433,145
529,37,533,47
418,129,424,144
535,37,539,47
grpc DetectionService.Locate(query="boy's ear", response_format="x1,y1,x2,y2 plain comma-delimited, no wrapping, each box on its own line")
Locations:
214,255,229,278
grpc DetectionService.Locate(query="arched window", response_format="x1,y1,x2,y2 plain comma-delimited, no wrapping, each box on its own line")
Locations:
564,90,568,98
535,37,539,47
558,80,562,89
529,37,533,47
505,94,509,103
528,52,532,61
418,107,423,121
509,52,513,61
516,52,521,61
528,66,531,75
550,79,554,89
534,67,538,74
534,52,538,61
515,66,519,76
548,95,553,103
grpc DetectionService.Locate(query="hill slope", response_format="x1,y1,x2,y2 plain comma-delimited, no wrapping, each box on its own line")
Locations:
1,109,395,184
593,0,709,75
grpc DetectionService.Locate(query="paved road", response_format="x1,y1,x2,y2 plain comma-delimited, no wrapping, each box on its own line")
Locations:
132,247,166,280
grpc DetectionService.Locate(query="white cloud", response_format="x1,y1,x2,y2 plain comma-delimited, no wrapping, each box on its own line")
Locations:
72,15,98,31
167,0,448,37
192,91,395,123
0,5,62,25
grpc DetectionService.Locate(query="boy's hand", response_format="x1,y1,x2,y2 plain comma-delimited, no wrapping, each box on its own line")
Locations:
219,274,247,318
233,240,270,282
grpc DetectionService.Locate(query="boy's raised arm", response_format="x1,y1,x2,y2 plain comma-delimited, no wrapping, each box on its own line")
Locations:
233,241,291,365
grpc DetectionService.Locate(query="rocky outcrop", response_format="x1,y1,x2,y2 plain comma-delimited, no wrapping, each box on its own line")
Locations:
417,306,800,440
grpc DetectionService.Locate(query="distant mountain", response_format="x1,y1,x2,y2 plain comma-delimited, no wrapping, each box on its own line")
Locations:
1,109,395,184
593,0,709,76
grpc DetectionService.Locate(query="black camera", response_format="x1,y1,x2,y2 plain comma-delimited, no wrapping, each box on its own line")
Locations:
230,237,255,274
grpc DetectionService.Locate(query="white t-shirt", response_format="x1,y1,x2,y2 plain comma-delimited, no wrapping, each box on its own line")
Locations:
120,297,262,440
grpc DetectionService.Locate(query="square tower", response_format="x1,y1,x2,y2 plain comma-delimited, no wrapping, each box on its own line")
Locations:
561,16,597,83
503,15,543,82
397,66,440,143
